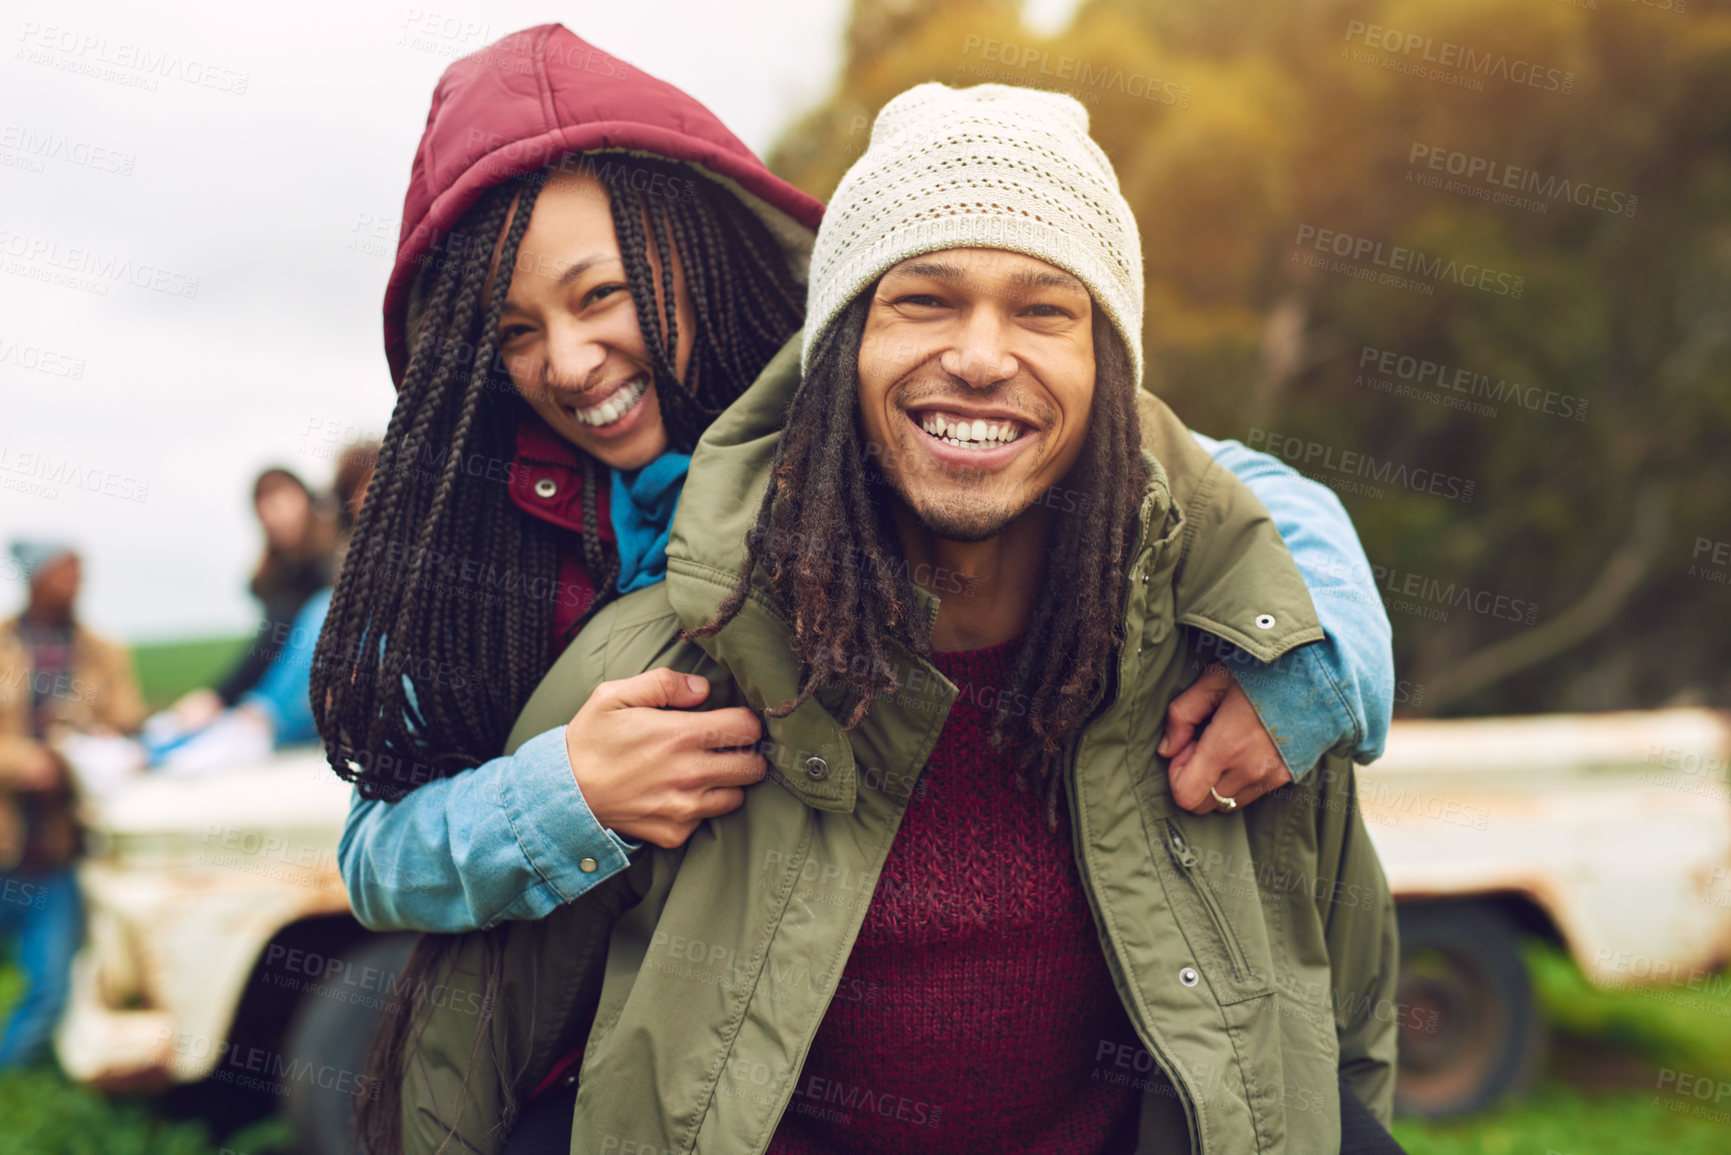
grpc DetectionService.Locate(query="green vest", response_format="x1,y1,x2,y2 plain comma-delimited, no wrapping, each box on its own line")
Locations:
397,336,1399,1155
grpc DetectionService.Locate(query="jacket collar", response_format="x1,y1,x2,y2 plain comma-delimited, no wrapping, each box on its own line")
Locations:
505,414,615,541
664,332,1323,812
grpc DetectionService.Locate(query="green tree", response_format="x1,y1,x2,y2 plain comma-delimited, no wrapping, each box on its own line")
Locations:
769,0,1731,716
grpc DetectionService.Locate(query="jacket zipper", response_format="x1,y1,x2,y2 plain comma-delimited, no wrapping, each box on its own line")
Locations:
1163,819,1250,983
1064,729,1205,1155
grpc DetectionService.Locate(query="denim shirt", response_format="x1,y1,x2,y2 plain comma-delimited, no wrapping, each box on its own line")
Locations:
240,588,331,746
338,437,1394,932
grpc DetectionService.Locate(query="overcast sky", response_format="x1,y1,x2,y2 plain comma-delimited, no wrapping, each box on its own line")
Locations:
0,0,856,641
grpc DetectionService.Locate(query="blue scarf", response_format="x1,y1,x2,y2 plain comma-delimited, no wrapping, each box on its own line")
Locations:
610,451,692,593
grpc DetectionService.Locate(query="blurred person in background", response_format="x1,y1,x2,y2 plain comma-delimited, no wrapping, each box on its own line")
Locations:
148,445,378,773
158,467,335,735
0,540,144,1068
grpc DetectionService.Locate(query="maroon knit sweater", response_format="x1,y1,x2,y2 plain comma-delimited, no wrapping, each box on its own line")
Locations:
765,636,1158,1154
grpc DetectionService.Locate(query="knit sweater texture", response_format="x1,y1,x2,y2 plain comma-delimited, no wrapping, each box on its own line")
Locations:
765,635,1158,1154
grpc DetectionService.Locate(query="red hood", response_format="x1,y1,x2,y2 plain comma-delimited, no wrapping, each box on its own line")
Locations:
383,23,823,386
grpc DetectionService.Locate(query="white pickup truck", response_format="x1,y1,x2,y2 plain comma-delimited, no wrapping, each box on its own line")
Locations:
52,708,1731,1150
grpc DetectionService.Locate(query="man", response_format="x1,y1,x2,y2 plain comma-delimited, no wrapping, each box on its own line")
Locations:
0,541,145,1067
391,83,1398,1154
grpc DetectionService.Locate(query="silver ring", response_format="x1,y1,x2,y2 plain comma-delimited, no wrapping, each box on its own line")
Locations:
1209,786,1238,811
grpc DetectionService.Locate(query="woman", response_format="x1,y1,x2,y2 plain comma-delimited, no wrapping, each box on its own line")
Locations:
324,24,1397,1153
163,468,334,735
153,445,382,773
316,24,817,870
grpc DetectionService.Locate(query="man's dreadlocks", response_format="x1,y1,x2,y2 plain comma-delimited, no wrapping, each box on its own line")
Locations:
694,297,1148,831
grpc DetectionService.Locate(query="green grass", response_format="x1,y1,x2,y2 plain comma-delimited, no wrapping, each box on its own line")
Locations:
1392,1083,1730,1155
0,1067,292,1155
1527,941,1731,1083
129,635,250,711
1390,942,1731,1153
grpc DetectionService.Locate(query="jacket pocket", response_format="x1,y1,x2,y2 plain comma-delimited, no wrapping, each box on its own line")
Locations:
1164,819,1248,980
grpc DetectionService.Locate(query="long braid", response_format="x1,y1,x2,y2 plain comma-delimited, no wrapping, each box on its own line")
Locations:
314,182,541,799
403,175,544,757
349,153,806,1154
993,311,1145,827
562,455,622,648
698,303,1146,829
316,153,803,802
601,156,804,450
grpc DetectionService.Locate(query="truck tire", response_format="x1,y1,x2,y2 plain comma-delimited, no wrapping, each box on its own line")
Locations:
1393,902,1545,1118
280,932,418,1155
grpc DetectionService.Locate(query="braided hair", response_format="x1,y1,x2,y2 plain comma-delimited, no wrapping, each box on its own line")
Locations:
313,154,805,802
694,297,1147,830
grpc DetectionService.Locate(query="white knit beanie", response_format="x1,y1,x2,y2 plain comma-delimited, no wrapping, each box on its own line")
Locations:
803,82,1144,387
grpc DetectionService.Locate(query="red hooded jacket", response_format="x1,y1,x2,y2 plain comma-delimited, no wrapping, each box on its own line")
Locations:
383,24,822,648
385,23,820,385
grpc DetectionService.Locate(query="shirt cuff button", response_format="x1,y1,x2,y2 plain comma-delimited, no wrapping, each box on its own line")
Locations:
579,857,599,873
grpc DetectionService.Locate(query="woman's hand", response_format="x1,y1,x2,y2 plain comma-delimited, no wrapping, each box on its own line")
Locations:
565,669,767,848
168,687,224,731
1159,664,1293,814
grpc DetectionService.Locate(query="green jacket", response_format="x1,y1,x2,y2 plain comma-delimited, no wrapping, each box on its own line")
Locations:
397,336,1399,1155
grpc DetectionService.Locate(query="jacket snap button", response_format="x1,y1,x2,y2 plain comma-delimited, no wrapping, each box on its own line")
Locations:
534,477,558,499
1254,614,1275,629
804,756,830,781
578,857,598,873
1179,967,1200,987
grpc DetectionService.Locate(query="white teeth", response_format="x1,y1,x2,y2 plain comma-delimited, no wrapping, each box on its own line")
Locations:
918,412,1024,448
570,377,647,427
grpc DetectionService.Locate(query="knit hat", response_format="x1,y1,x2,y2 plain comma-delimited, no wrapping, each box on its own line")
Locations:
8,539,77,581
803,82,1144,387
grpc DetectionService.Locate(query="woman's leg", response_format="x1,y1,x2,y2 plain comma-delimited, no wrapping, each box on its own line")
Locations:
0,868,83,1069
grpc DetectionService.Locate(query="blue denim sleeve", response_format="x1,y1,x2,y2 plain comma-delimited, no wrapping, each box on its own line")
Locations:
338,726,643,932
240,589,331,746
1193,432,1394,774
